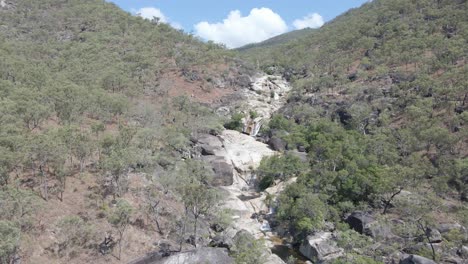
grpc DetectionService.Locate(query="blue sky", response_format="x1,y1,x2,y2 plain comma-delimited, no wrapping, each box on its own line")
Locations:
109,0,368,48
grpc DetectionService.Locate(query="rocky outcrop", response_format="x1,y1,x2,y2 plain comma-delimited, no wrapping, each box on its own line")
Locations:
268,137,286,151
219,75,291,123
209,234,233,250
202,156,234,186
346,211,375,236
152,248,234,264
458,245,468,259
438,223,468,241
399,254,437,264
426,228,442,244
299,232,344,263
265,254,287,264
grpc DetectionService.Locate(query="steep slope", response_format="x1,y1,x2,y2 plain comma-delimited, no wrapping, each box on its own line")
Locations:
236,28,316,52
0,1,259,263
237,0,468,263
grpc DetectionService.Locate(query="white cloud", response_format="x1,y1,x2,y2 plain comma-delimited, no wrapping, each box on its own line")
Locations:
293,13,324,30
135,7,182,29
194,8,288,49
136,7,167,22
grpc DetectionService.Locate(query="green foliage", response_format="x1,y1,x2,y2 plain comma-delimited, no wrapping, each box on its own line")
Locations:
0,187,41,231
331,256,383,264
277,185,327,235
224,112,244,131
108,199,133,259
108,199,133,228
269,115,294,131
336,229,373,253
55,216,94,257
256,153,306,190
212,209,234,232
0,220,20,263
249,110,258,119
231,232,267,264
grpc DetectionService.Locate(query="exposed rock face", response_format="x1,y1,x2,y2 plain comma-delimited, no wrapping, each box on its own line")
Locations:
399,254,437,264
148,248,234,264
220,130,276,173
265,254,288,264
201,74,291,263
299,232,344,263
438,222,468,241
202,156,234,186
0,0,14,10
459,245,468,258
209,234,233,250
346,211,375,236
219,75,291,122
197,134,223,149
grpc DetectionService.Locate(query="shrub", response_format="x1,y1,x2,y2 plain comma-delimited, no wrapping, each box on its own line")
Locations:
224,112,244,131
0,221,20,263
55,216,94,258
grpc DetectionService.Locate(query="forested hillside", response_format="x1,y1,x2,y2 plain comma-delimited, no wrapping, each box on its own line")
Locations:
236,28,315,52
0,0,467,263
0,0,254,263
240,0,468,262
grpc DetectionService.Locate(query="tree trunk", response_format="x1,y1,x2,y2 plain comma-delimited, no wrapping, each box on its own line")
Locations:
80,159,84,173
418,221,436,261
382,187,403,214
40,165,48,201
179,208,188,252
193,216,198,248
118,236,122,260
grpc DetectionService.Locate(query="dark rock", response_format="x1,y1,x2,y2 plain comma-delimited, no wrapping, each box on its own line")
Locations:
197,134,223,148
455,106,464,114
210,223,224,233
202,156,234,186
348,73,358,81
209,129,219,136
461,191,468,202
297,145,306,152
336,109,352,126
201,145,216,156
268,137,286,151
299,232,343,263
399,255,437,264
99,234,116,255
346,211,375,236
426,228,442,243
209,235,233,250
458,245,468,258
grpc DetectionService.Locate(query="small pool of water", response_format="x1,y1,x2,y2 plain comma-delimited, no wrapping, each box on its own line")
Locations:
269,236,309,264
271,245,309,264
